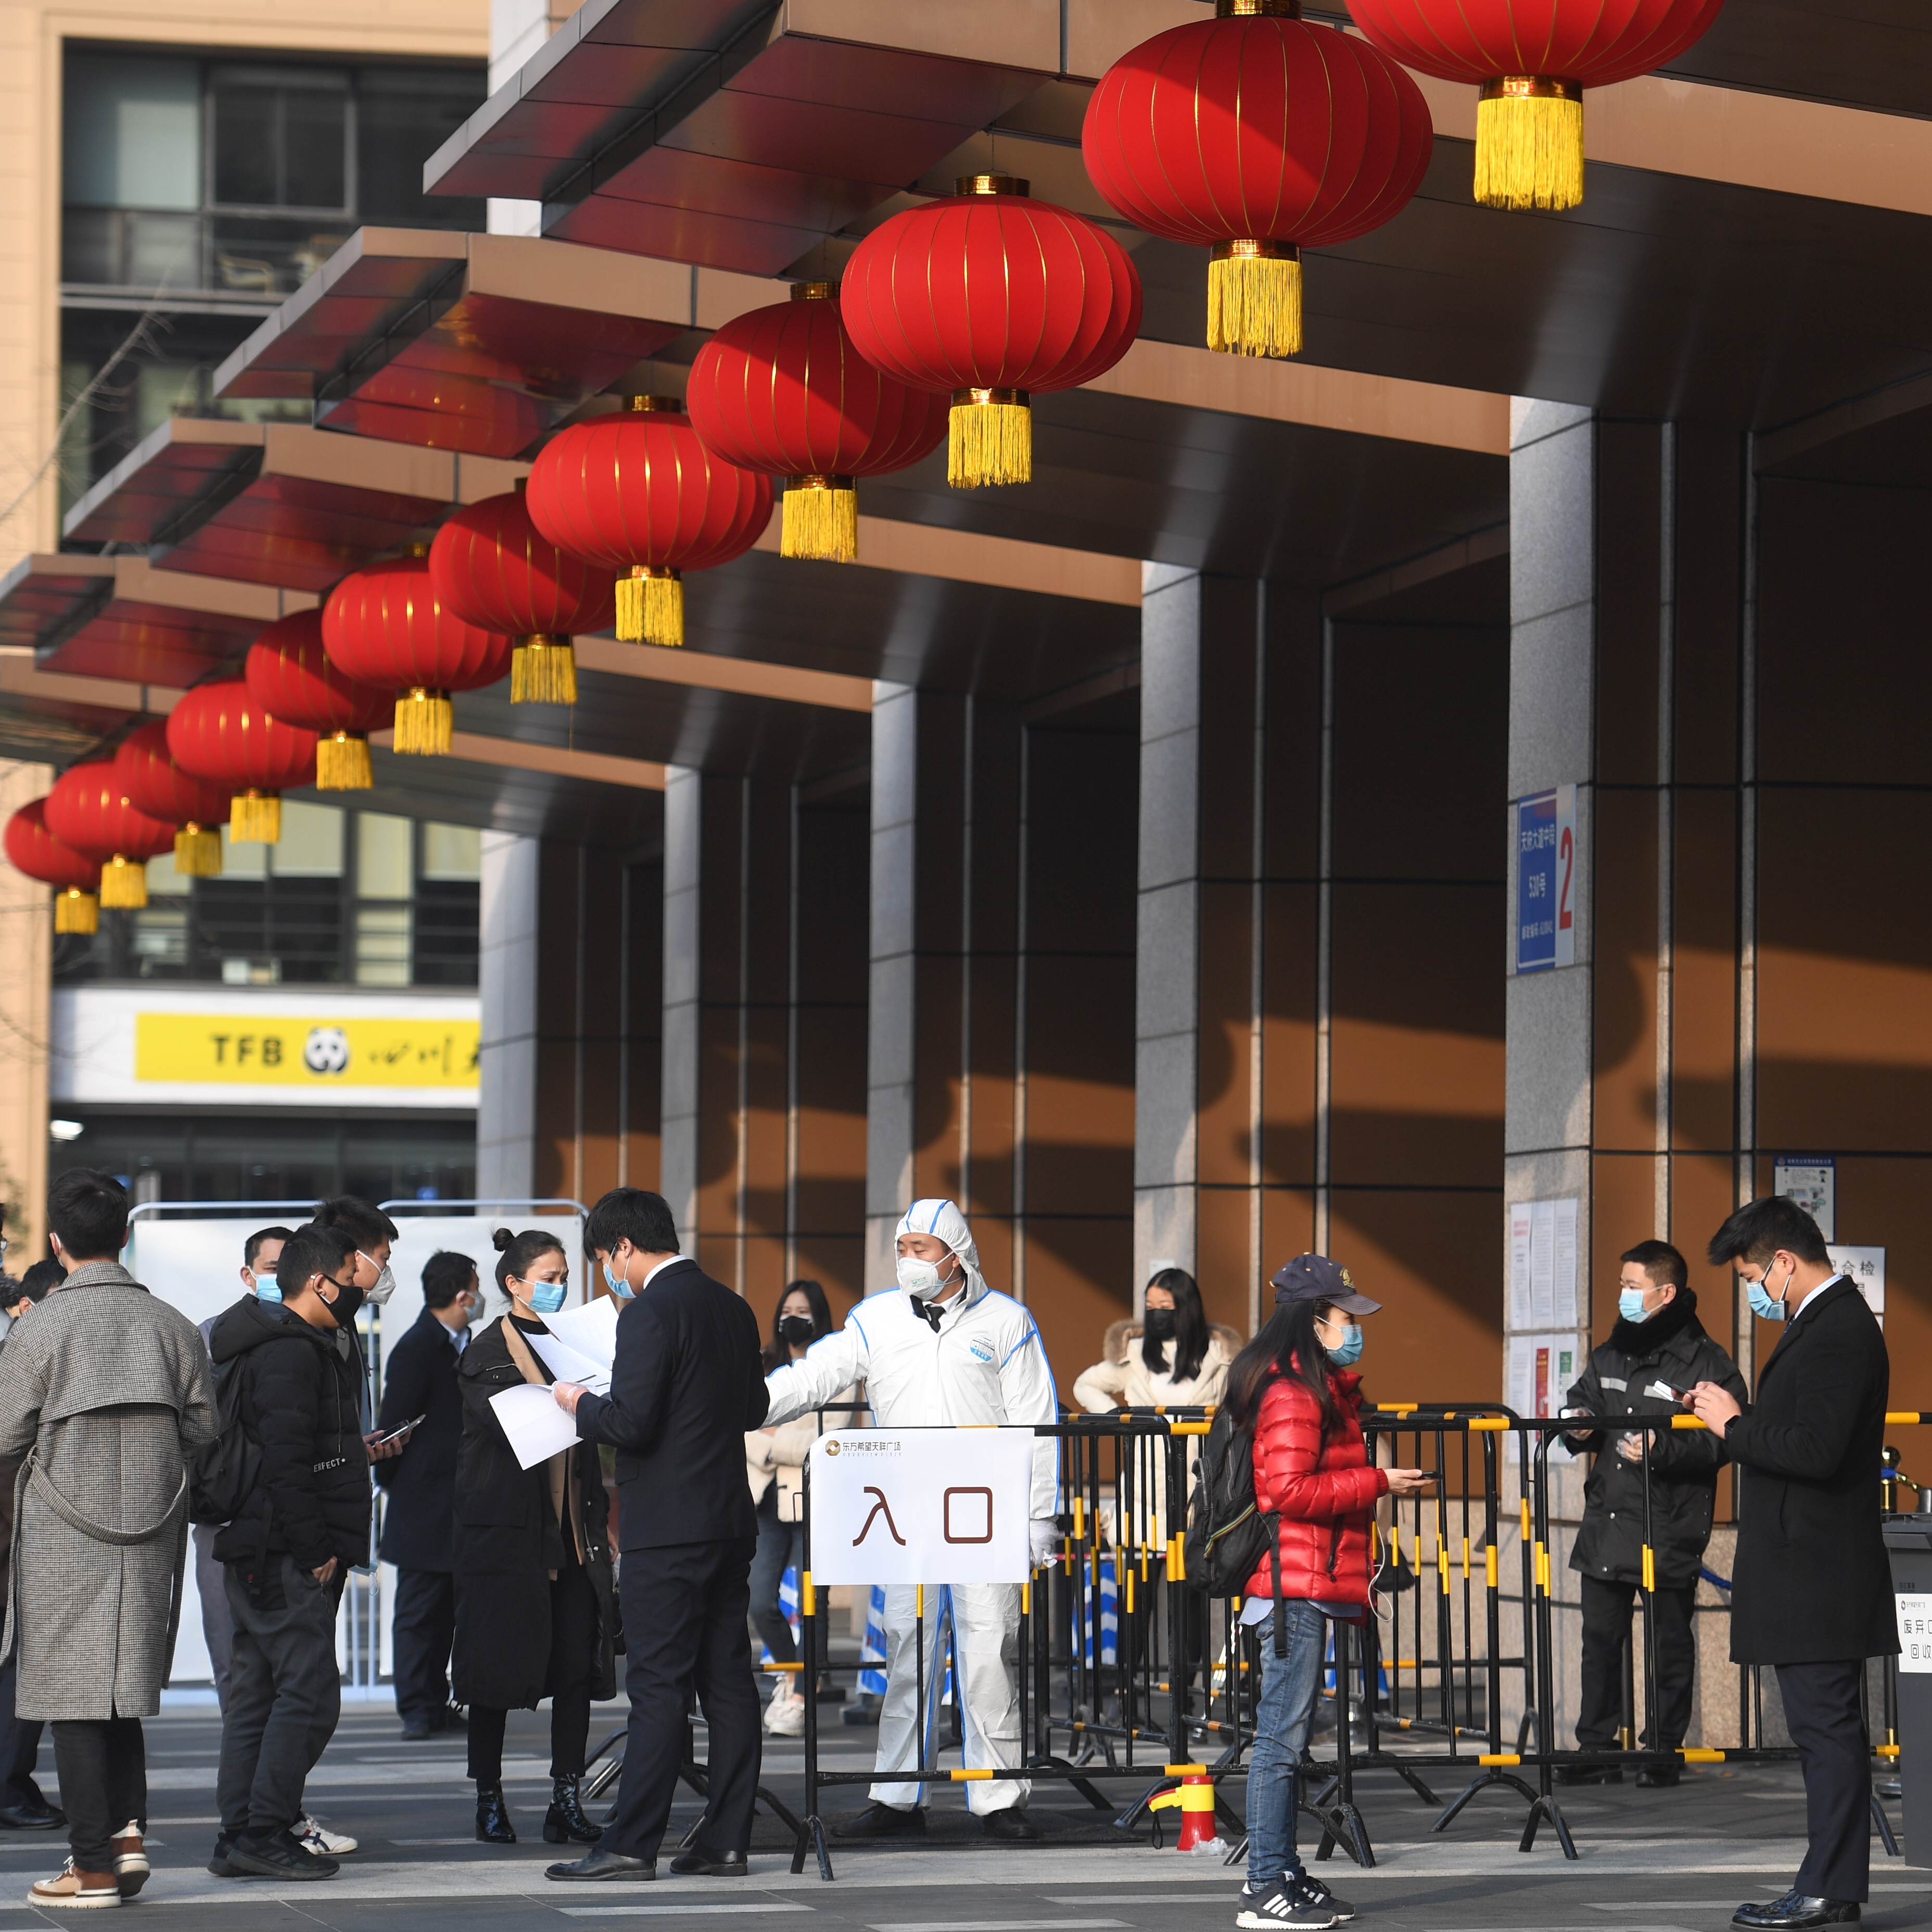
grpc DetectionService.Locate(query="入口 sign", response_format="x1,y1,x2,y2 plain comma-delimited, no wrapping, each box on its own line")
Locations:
1516,785,1577,973
807,1428,1035,1585
135,1013,479,1088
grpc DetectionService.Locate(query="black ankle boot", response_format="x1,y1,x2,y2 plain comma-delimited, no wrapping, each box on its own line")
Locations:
475,1781,516,1844
544,1774,604,1845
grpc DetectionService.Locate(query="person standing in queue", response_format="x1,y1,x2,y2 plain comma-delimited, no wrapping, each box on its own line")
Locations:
1225,1254,1433,1932
378,1250,478,1743
452,1230,614,1847
1558,1240,1747,1788
545,1190,768,1884
1690,1199,1893,1931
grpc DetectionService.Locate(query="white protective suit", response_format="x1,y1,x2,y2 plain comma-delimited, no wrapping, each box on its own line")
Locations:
764,1199,1058,1815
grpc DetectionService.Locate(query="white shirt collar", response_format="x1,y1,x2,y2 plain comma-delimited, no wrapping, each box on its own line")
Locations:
1786,1272,1844,1327
639,1254,683,1293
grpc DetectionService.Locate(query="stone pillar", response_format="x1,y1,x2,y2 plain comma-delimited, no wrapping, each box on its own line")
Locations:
476,829,539,1203
865,684,918,1295
659,767,702,1243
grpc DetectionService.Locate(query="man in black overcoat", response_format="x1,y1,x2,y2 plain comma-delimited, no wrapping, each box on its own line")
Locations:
375,1252,477,1739
1692,1197,1896,1930
545,1189,768,1882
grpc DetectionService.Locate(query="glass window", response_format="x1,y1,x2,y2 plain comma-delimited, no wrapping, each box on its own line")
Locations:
420,822,481,881
354,905,411,986
218,824,266,881
63,55,200,212
210,66,350,213
356,813,414,900
355,66,486,226
273,800,344,878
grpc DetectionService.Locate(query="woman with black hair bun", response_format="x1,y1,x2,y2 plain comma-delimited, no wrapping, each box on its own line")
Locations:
451,1228,616,1848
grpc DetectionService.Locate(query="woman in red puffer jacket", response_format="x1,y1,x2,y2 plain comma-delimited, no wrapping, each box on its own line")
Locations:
1227,1255,1434,1932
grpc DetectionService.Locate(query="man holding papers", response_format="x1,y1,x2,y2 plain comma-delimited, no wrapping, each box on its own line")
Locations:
452,1230,617,1850
546,1189,769,1884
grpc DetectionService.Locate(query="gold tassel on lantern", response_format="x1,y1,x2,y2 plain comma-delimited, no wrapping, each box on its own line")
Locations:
511,635,578,704
782,477,858,563
55,888,98,935
231,790,281,844
393,688,453,755
1475,78,1584,211
1209,240,1302,358
99,855,148,910
948,389,1031,489
316,731,374,790
615,567,683,647
173,823,222,876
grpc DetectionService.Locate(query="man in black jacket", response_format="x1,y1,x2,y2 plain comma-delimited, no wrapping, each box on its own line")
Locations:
1692,1198,1895,1931
209,1225,376,1883
375,1250,476,1740
1559,1240,1748,1788
545,1189,768,1883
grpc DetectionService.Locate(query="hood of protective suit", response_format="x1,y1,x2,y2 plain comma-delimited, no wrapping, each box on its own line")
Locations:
894,1198,987,1308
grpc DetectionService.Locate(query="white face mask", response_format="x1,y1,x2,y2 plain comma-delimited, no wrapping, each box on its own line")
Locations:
896,1254,950,1299
360,1253,397,1306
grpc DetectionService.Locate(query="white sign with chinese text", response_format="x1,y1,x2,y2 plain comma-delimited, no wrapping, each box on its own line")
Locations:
1774,1156,1835,1241
1827,1245,1884,1325
807,1428,1035,1585
1508,1198,1580,1330
1897,1594,1932,1672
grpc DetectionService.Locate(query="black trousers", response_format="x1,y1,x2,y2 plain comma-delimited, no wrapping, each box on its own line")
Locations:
1778,1659,1870,1903
391,1568,457,1725
51,1717,143,1872
607,1538,760,1862
1577,1573,1697,1750
466,1558,600,1782
0,1655,50,1808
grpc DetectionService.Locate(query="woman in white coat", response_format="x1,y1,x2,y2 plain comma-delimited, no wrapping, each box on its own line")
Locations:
1072,1268,1239,1414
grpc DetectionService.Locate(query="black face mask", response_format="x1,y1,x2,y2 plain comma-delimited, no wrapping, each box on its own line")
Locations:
321,1276,365,1330
1143,1307,1176,1342
778,1314,816,1346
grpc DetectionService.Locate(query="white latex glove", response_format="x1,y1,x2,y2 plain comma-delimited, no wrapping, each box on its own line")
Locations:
1029,1518,1060,1567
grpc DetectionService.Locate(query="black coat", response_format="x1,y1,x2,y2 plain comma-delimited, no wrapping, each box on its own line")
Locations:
574,1260,767,1551
374,1306,465,1573
1726,1275,1896,1665
450,1315,615,1711
209,1295,371,1572
1564,1297,1748,1588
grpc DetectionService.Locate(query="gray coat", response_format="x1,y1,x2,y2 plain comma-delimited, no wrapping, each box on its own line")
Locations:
0,1262,217,1721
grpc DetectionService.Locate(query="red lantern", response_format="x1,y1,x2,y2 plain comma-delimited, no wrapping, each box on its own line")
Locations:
5,800,100,934
524,397,772,648
1348,0,1727,209
841,175,1142,489
116,721,233,877
167,679,320,843
428,489,617,705
44,761,175,909
320,555,513,754
685,284,949,563
1083,2,1432,358
244,609,392,789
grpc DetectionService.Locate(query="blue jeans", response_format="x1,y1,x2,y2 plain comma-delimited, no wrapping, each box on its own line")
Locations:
749,1492,804,1664
1244,1599,1329,1891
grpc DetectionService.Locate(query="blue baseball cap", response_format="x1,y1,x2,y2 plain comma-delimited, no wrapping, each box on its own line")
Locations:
1271,1253,1380,1316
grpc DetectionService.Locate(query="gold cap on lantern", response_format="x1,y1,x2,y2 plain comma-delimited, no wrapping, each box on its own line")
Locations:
956,174,1028,198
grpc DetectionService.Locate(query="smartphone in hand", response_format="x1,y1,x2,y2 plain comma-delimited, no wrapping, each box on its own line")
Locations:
367,1414,425,1449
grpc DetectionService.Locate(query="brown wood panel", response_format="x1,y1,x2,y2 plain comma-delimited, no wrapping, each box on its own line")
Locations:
1198,880,1255,1190
912,951,963,1204
624,854,664,1192
1672,425,1742,791
1025,727,1139,957
694,1001,742,1255
1262,881,1318,1187
1671,788,1739,1153
1021,954,1136,1219
1023,1214,1134,1402
1592,1151,1661,1341
1668,1151,1741,1338
1261,1187,1316,1316
1262,589,1322,883
1822,1159,1931,1411
1592,787,1659,1155
1197,1183,1257,1338
534,838,584,1201
1595,421,1664,789
743,1000,790,1279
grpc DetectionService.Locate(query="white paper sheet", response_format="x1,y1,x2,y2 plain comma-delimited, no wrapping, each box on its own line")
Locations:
544,1297,621,1369
524,1328,611,1395
489,1383,583,1470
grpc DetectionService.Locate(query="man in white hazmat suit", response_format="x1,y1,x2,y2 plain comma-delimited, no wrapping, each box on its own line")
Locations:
763,1199,1059,1840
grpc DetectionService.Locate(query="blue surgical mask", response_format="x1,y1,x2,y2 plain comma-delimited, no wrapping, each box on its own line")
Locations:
1747,1266,1789,1323
525,1278,567,1316
1618,1287,1652,1324
255,1280,282,1304
602,1255,633,1301
1325,1323,1364,1368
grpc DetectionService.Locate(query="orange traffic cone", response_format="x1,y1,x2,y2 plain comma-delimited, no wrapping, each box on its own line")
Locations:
1149,1769,1217,1850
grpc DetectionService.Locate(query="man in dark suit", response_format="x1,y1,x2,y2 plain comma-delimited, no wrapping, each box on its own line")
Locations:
375,1251,477,1741
545,1189,768,1883
1692,1197,1895,1931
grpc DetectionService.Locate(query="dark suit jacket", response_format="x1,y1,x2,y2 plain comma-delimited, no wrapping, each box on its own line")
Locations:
1726,1275,1896,1665
374,1305,466,1573
573,1259,768,1551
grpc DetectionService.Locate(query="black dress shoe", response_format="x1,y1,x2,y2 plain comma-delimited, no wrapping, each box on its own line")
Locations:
545,1847,657,1882
1733,1893,1861,1928
832,1802,926,1840
399,1718,439,1742
475,1780,516,1844
669,1846,748,1876
1635,1764,1681,1788
1554,1763,1623,1785
0,1798,66,1829
982,1809,1041,1841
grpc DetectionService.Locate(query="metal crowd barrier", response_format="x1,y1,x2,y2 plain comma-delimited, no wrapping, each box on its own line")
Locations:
770,1403,1917,1880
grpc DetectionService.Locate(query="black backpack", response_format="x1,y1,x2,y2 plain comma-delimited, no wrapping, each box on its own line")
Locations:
1181,1405,1289,1653
187,1353,260,1528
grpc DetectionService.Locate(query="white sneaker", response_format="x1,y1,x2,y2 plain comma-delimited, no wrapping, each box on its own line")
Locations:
762,1680,805,1738
297,1816,357,1856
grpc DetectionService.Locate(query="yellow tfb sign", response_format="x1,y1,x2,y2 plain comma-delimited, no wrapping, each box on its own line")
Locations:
134,1013,480,1088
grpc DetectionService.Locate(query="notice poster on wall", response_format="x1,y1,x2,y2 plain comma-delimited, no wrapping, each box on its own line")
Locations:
1773,1155,1835,1241
1506,1332,1585,1457
1508,1198,1580,1331
1516,785,1577,973
1827,1244,1885,1326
